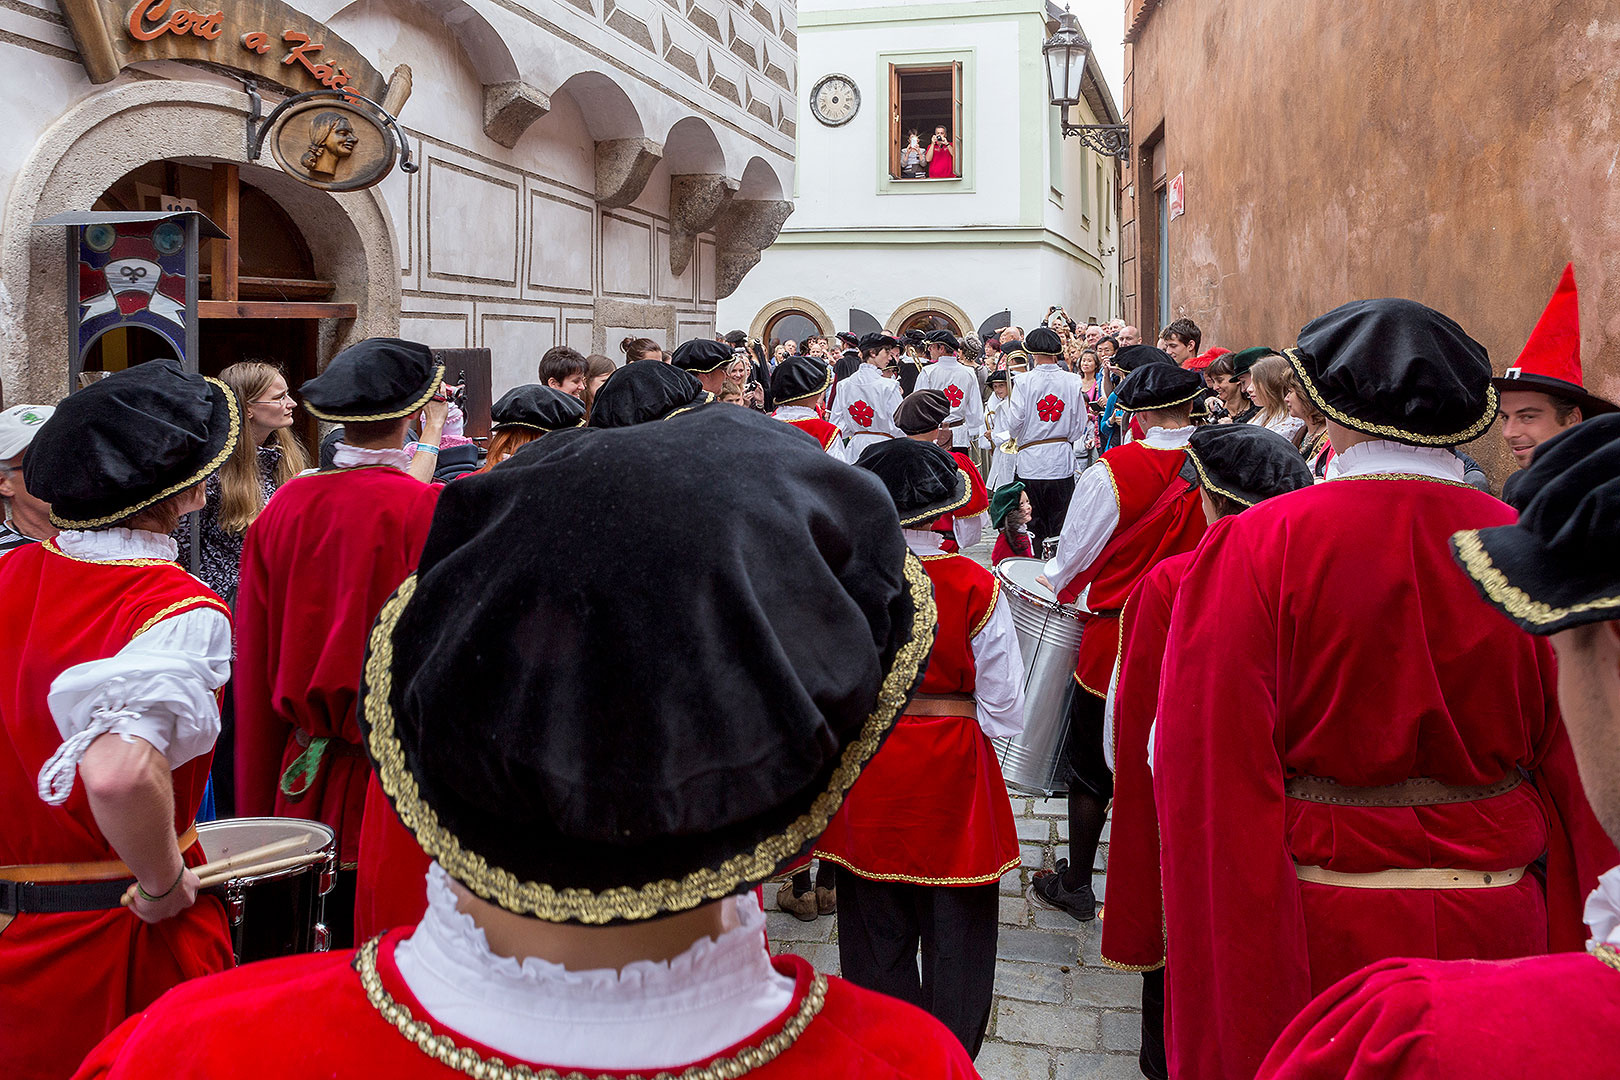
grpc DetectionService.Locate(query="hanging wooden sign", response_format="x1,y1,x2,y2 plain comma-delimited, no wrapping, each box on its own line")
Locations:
268,98,395,192
58,0,392,102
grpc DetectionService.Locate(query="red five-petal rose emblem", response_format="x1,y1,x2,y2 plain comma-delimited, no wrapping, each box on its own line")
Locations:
850,400,875,428
1036,394,1065,422
943,384,965,407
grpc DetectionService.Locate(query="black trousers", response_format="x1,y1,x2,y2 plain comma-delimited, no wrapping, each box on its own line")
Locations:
1064,685,1114,802
1019,475,1076,553
790,859,836,895
836,874,999,1057
1140,967,1167,1079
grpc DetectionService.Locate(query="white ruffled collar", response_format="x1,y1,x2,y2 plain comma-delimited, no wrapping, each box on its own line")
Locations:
773,406,820,422
1585,865,1620,950
55,527,177,562
332,442,412,471
1140,424,1194,448
1325,439,1464,482
903,528,947,556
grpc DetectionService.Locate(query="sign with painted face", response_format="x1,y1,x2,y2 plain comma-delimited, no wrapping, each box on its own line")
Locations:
268,98,396,191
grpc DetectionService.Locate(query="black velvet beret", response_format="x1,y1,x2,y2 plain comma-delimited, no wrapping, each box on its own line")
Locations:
855,437,970,527
924,329,961,352
669,337,734,374
491,384,586,433
860,333,899,351
1113,344,1174,373
1284,299,1496,446
1450,412,1620,635
894,388,951,435
1185,424,1315,508
770,355,833,405
837,332,860,348
300,337,443,423
1025,327,1063,355
1115,362,1205,412
587,361,709,428
358,404,934,923
986,369,1010,386
28,358,239,529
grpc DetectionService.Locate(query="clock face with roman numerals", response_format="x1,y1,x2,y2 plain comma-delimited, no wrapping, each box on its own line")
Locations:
811,74,860,126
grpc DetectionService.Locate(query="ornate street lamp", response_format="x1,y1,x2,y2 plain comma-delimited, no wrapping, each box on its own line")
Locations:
1043,10,1130,160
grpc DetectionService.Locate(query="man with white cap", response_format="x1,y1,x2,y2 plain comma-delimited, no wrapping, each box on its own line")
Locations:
0,403,56,555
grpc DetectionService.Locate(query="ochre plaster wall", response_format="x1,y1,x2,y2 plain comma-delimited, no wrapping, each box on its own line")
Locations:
1121,0,1620,476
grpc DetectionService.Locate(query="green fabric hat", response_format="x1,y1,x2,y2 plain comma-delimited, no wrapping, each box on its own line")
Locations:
1228,347,1276,376
988,481,1026,529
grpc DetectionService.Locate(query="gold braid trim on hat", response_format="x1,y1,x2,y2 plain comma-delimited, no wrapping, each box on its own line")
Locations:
303,364,447,424
896,469,973,527
1282,348,1498,447
1183,447,1255,508
363,554,937,923
354,936,828,1078
50,376,241,530
1451,529,1620,627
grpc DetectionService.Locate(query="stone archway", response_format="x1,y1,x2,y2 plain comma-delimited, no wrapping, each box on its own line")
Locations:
1,80,400,404
886,296,975,337
749,296,834,345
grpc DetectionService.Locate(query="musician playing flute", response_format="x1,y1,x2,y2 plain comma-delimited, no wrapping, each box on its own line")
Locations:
77,401,979,1079
0,361,238,1076
816,437,1025,1055
235,338,444,948
1034,356,1208,924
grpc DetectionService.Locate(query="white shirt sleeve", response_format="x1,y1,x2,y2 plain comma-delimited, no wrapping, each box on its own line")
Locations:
37,607,231,806
1004,380,1029,443
971,592,1026,739
954,512,984,550
963,374,986,440
1042,460,1122,598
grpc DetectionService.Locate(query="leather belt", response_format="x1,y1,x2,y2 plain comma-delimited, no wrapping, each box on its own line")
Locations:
1285,773,1522,807
0,825,199,884
0,824,201,916
906,692,977,717
1295,864,1527,890
1020,437,1071,449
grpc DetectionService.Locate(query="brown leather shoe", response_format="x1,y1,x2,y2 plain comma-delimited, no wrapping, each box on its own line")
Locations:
814,885,837,915
776,882,818,921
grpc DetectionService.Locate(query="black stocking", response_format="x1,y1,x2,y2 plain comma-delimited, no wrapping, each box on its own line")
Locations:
1063,788,1108,891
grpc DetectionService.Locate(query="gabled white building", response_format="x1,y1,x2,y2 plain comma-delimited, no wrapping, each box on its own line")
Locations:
719,0,1120,346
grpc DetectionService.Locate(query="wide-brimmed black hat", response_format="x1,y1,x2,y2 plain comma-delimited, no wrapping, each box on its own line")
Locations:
587,362,710,428
1113,344,1174,373
1026,327,1063,355
855,438,970,527
894,388,951,435
300,338,443,423
1449,413,1620,635
491,384,586,433
924,329,961,352
1228,347,1276,377
1283,299,1496,446
28,359,239,530
670,337,734,374
1116,362,1205,412
771,355,833,405
358,404,935,923
1185,424,1315,508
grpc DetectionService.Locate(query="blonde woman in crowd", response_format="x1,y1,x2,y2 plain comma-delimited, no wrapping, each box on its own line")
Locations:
1246,354,1307,445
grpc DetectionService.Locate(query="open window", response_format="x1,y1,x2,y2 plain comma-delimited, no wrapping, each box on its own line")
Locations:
889,62,962,180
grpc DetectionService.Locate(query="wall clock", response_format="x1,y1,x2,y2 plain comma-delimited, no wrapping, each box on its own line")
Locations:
810,74,859,126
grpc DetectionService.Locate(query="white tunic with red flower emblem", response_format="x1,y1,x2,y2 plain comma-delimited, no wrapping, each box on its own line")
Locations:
829,362,903,459
1005,362,1089,480
915,354,985,449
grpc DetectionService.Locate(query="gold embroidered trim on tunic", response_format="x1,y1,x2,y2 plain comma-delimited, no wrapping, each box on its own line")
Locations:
1328,472,1475,489
362,555,937,923
1594,943,1620,973
1282,348,1497,446
1452,530,1620,626
813,851,1021,887
353,936,827,1079
41,538,171,567
132,596,230,639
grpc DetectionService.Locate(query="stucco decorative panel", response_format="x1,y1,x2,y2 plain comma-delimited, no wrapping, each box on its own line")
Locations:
600,212,654,297
528,190,595,294
426,158,520,286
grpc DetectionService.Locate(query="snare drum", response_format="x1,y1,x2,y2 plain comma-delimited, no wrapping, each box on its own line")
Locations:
196,818,336,964
993,557,1083,795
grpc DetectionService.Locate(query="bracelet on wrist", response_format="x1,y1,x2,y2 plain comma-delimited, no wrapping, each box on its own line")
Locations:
415,444,440,456
136,864,186,903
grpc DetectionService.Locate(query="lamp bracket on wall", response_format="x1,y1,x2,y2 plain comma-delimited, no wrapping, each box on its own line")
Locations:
1058,105,1130,160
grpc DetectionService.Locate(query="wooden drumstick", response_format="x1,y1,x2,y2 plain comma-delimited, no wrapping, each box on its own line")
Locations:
121,834,313,908
195,850,328,889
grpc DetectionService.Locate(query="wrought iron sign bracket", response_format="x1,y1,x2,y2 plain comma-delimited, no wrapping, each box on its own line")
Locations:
1057,105,1130,161
243,82,419,175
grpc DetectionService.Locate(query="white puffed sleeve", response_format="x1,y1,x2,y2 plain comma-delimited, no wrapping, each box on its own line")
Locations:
37,607,231,806
970,593,1026,739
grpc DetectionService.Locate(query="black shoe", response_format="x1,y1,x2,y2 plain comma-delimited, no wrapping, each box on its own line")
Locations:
1032,859,1097,922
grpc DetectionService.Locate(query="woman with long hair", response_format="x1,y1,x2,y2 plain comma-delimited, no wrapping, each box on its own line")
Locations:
1246,355,1306,445
582,353,617,420
1286,371,1332,477
1203,352,1252,422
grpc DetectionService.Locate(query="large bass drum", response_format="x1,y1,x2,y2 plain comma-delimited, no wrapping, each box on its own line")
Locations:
992,557,1083,796
196,817,336,963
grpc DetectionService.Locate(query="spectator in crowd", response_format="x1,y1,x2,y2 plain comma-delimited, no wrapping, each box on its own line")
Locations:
1095,335,1119,367
899,128,927,178
1078,349,1104,470
925,124,957,178
1084,324,1104,350
833,331,864,384
989,480,1034,564
1161,318,1202,365
1247,354,1307,444
1209,349,1262,423
0,403,55,554
1119,324,1142,346
539,346,589,398
1285,370,1332,477
582,353,616,418
717,381,744,404
478,385,586,472
619,336,663,364
782,338,798,356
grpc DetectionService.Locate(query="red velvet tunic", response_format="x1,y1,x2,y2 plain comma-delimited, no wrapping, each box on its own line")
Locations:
1154,476,1619,1080
355,775,431,939
1257,951,1620,1078
235,467,440,864
780,416,842,451
1099,546,1198,973
0,541,234,1078
74,929,979,1079
1057,441,1204,695
816,554,1020,884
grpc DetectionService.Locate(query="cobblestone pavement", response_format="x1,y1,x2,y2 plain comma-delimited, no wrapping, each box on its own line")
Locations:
766,796,1139,1080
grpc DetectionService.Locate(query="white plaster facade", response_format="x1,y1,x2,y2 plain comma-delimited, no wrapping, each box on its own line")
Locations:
0,0,798,404
718,0,1120,343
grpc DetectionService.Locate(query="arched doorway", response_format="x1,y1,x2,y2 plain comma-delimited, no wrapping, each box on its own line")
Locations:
750,295,833,353
897,309,962,337
765,309,821,351
886,296,974,341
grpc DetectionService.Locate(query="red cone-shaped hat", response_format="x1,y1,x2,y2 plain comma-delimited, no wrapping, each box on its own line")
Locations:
1495,263,1618,416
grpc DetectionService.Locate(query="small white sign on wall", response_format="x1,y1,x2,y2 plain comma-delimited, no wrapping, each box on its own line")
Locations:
1168,172,1185,220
